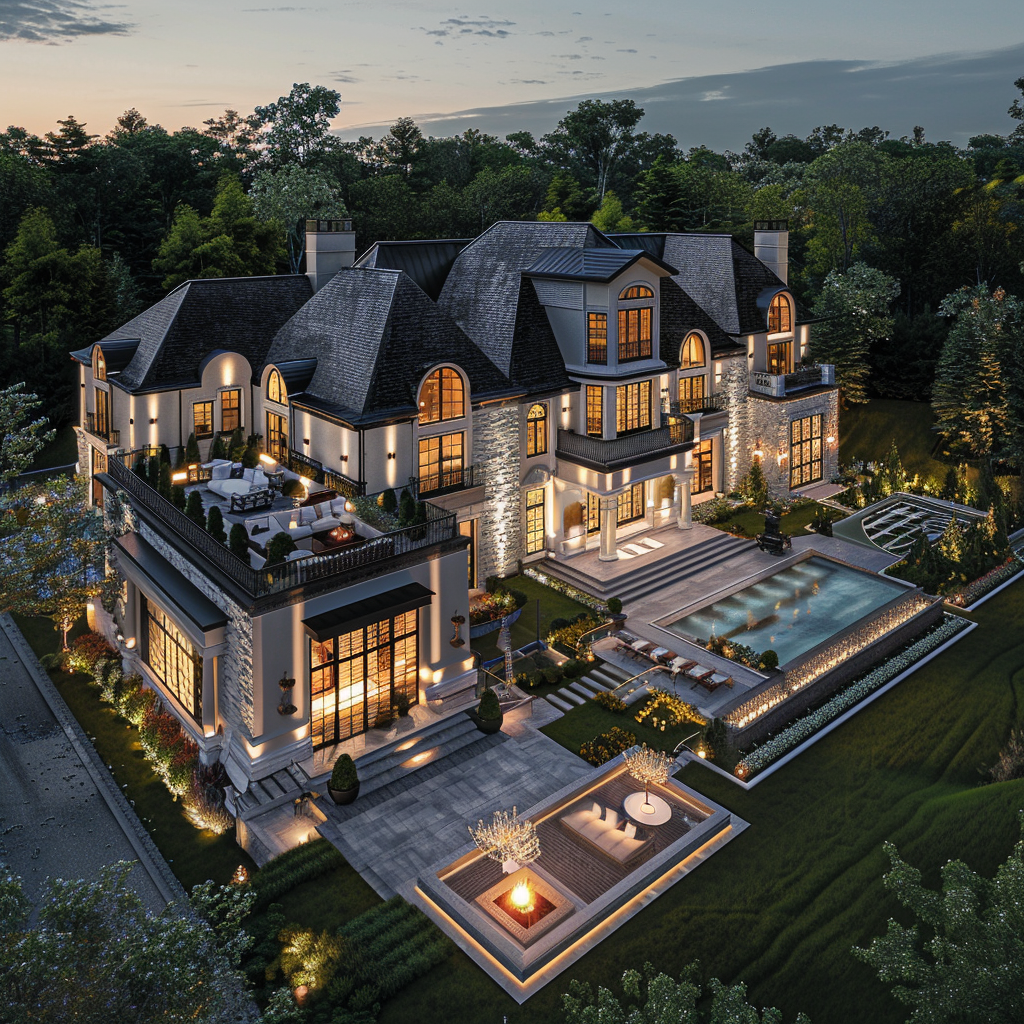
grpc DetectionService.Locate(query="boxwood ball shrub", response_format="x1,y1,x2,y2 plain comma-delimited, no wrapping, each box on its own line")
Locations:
330,753,358,791
477,687,502,721
282,477,305,498
607,597,623,615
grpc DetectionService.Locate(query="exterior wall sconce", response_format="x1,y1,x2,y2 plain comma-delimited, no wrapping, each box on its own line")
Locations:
149,417,157,424
450,612,466,648
302,438,310,446
340,454,348,462
826,435,836,444
124,637,136,650
277,671,297,716
387,452,396,460
129,417,134,424
561,406,569,413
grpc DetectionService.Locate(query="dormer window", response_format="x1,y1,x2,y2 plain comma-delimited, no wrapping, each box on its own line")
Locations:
617,283,654,362
93,347,107,381
680,333,705,370
768,293,792,334
267,368,287,404
419,367,464,425
526,404,548,457
587,313,607,364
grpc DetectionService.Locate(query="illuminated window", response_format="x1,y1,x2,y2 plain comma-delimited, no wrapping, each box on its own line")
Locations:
587,492,601,534
418,368,464,424
680,333,705,369
790,414,822,488
93,387,109,437
678,375,706,414
310,611,419,749
141,596,202,722
615,381,651,435
619,284,654,300
616,482,646,524
586,386,603,437
526,487,545,554
617,307,653,361
768,293,792,334
221,389,241,433
418,432,464,495
92,347,106,381
767,341,792,375
526,404,548,457
587,312,607,364
266,411,288,460
267,369,287,404
691,438,713,494
193,401,213,440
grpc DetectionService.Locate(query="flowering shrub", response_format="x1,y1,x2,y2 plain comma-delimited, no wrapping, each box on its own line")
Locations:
735,615,969,779
579,727,637,766
692,497,735,525
947,555,1022,607
469,589,519,625
66,633,116,675
521,567,607,613
635,689,706,730
591,691,627,713
547,615,603,651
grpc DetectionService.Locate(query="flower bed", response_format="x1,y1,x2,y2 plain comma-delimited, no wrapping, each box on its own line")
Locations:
579,726,637,766
734,614,970,780
635,689,706,733
946,555,1023,608
522,567,607,614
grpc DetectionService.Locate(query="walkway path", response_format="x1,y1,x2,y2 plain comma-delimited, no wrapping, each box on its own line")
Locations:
0,615,184,912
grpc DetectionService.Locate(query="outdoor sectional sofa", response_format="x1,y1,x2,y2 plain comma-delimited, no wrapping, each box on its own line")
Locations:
560,801,655,867
206,460,271,499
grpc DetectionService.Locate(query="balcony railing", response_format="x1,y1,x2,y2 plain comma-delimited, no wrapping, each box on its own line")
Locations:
106,452,455,598
749,364,835,398
411,463,479,499
557,420,694,471
86,413,120,445
668,393,727,416
287,449,364,498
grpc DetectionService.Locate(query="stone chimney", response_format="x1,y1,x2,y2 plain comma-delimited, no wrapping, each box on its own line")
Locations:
753,220,789,285
305,218,356,292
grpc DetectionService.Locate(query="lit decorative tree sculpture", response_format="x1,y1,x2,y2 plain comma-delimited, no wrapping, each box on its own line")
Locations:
468,807,541,874
624,745,674,812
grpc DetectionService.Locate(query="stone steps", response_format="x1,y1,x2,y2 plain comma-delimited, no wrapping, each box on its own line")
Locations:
544,693,574,712
236,762,310,818
568,680,599,699
556,687,586,706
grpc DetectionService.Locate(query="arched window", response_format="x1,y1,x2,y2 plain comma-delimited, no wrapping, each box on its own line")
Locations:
267,368,287,404
526,403,548,457
93,346,106,381
768,293,792,334
619,284,654,300
680,333,705,370
418,367,465,425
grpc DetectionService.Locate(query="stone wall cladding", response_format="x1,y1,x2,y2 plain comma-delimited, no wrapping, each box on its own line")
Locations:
74,427,91,481
473,404,523,579
720,360,751,493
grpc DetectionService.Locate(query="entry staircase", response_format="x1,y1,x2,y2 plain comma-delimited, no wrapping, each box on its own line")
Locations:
540,531,748,604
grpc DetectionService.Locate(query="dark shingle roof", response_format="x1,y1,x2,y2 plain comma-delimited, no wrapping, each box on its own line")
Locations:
266,268,511,424
70,338,141,374
438,221,614,380
524,246,676,282
355,240,471,300
103,276,312,392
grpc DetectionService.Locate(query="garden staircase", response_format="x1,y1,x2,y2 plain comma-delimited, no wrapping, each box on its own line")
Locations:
539,659,634,713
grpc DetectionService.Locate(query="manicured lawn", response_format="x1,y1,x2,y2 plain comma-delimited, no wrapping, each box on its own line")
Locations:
709,501,833,539
471,574,596,664
273,862,380,931
379,581,1024,1024
840,399,947,482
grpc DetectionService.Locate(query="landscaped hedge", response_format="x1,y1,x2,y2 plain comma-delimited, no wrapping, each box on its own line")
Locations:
947,555,1023,607
250,838,346,911
579,726,637,766
591,691,627,714
547,614,603,652
735,614,970,779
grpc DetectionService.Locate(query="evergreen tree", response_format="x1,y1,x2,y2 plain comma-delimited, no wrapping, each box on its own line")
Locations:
157,462,172,500
184,490,206,527
878,438,906,495
228,523,248,559
206,505,226,543
184,432,201,464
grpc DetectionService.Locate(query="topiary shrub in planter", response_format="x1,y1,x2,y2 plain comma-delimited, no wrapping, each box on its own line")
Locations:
206,505,226,543
266,531,297,565
184,432,201,464
328,753,359,804
209,435,228,462
470,687,503,734
607,596,624,617
759,649,779,670
229,523,249,560
380,488,398,515
185,490,206,527
282,477,305,498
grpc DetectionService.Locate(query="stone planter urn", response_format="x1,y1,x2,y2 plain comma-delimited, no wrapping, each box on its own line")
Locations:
328,781,360,805
327,753,359,805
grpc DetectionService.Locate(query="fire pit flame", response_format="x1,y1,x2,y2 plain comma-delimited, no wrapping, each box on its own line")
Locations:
509,880,534,913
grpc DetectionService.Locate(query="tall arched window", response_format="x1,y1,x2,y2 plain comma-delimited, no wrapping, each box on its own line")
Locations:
617,284,654,362
768,293,792,334
92,346,107,381
267,368,287,404
418,367,465,424
619,284,654,300
680,333,705,369
526,403,548,457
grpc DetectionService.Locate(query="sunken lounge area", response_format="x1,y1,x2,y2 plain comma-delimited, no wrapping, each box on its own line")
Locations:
413,755,742,1000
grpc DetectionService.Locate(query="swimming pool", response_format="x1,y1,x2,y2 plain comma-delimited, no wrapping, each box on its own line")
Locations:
662,557,907,666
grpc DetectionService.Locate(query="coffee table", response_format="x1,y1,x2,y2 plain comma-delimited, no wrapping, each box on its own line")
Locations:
623,791,672,826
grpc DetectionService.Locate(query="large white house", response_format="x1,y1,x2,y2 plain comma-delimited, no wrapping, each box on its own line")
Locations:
73,218,838,794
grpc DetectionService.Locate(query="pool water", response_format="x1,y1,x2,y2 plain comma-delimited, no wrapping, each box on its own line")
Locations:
663,557,905,666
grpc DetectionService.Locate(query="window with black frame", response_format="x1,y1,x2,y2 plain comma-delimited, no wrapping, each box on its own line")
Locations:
587,312,608,364
790,414,822,488
266,411,288,460
615,381,651,435
141,596,202,721
526,404,547,457
691,439,713,494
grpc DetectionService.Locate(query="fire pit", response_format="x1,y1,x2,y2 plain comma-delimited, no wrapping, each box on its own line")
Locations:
475,867,573,946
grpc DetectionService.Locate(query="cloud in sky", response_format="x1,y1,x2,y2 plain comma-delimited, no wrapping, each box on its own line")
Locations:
0,0,133,41
417,15,514,39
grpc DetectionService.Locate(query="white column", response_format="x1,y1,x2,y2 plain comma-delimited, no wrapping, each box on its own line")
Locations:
678,478,692,530
599,495,618,561
202,653,217,736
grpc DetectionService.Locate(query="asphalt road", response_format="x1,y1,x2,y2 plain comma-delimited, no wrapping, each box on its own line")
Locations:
0,618,171,913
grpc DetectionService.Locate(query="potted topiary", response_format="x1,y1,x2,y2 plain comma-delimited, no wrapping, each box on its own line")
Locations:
328,753,359,804
469,687,503,734
607,596,626,624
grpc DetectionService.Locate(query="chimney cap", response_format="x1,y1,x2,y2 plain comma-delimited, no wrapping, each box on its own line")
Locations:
306,218,353,233
753,220,789,232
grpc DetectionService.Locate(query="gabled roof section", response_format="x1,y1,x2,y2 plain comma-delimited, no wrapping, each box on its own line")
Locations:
266,268,511,424
355,239,471,300
524,246,676,282
70,338,141,374
275,358,318,397
437,221,614,379
103,276,312,393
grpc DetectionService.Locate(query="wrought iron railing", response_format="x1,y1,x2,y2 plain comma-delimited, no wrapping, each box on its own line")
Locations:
750,364,835,398
669,393,727,415
556,422,694,469
288,449,364,498
86,413,119,445
411,463,478,499
107,451,454,597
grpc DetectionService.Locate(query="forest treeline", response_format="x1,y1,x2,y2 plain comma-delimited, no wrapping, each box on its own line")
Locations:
2,80,1023,432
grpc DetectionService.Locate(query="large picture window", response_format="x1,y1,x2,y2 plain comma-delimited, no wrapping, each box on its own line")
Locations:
193,401,213,440
418,432,464,495
586,386,603,437
526,487,545,554
617,307,652,362
678,375,706,414
616,482,646,525
691,438,713,494
310,611,419,749
221,389,241,433
587,312,608,364
526,404,547,457
767,341,791,375
418,368,464,424
790,414,822,488
768,293,792,334
615,380,651,435
266,411,288,460
141,596,202,721
93,387,109,436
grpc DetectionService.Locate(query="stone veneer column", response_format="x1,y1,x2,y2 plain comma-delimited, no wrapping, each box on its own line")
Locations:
599,495,618,561
471,404,523,579
721,359,751,493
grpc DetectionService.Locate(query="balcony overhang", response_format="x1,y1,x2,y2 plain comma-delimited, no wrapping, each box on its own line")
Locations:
302,582,434,642
555,426,693,474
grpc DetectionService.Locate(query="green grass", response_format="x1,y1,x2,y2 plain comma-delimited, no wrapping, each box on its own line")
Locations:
709,501,834,539
840,399,947,483
471,574,596,664
379,581,1024,1024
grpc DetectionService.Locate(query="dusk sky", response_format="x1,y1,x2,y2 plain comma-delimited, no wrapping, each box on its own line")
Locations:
1,0,1022,144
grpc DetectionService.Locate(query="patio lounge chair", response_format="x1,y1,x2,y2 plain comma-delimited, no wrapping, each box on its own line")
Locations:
560,801,655,868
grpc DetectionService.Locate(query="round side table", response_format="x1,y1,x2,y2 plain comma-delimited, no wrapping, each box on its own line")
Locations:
623,791,672,826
